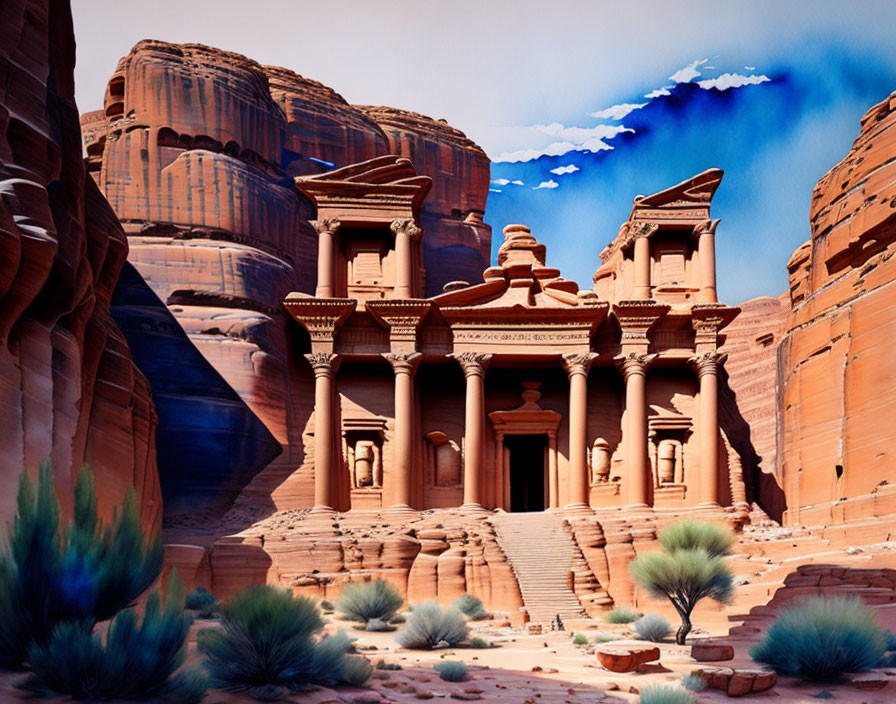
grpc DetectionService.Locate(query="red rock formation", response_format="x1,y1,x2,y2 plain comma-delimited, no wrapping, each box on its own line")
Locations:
0,0,160,530
358,106,492,295
778,90,896,530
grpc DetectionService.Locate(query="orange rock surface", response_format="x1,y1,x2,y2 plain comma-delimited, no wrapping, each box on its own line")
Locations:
778,90,896,531
0,0,160,531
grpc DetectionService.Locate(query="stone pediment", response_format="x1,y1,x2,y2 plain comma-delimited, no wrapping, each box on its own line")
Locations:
632,168,723,213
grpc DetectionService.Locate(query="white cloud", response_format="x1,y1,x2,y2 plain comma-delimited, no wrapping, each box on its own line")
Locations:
550,164,579,176
491,178,510,186
532,180,559,190
587,103,646,120
697,72,771,91
534,122,631,142
745,65,756,71
493,141,577,163
511,179,525,185
644,86,672,99
669,58,708,83
488,188,502,193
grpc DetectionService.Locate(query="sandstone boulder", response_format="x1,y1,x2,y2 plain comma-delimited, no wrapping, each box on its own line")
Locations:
691,641,735,662
597,646,660,673
701,667,776,697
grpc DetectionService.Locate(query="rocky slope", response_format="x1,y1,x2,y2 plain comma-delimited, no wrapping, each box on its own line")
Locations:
0,0,160,530
778,90,896,532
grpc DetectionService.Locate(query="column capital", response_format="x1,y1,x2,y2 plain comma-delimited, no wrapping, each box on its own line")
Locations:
311,217,341,236
383,352,422,376
694,218,721,238
305,352,338,378
390,217,422,239
615,352,657,380
561,352,598,378
451,352,493,378
688,351,727,377
626,220,659,244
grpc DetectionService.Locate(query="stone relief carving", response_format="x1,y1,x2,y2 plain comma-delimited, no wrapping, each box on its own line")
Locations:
590,438,612,483
425,431,461,487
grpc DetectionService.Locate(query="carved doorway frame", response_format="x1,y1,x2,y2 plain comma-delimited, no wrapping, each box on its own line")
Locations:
489,408,561,510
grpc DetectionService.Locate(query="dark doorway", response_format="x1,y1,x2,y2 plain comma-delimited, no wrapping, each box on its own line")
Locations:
507,434,546,512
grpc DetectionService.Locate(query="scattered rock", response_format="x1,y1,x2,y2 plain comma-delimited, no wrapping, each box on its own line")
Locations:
847,672,888,690
691,642,735,662
451,693,482,701
701,667,777,697
636,662,671,674
528,624,544,635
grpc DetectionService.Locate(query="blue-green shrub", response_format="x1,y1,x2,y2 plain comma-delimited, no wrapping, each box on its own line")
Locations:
454,594,488,620
572,633,588,645
336,580,403,624
396,602,468,649
639,684,696,704
185,587,218,618
749,595,886,680
18,572,205,703
658,521,733,557
434,661,467,682
605,606,640,624
681,673,706,692
633,614,671,642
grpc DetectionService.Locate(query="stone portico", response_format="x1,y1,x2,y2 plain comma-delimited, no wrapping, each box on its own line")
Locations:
285,159,740,515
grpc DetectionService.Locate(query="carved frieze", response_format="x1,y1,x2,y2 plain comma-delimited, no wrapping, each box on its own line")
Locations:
613,300,670,347
284,295,356,349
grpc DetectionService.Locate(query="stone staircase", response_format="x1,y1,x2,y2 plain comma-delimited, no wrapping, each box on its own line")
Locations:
490,512,586,623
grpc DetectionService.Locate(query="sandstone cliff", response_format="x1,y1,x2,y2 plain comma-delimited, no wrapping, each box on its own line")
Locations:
0,0,160,530
778,90,896,529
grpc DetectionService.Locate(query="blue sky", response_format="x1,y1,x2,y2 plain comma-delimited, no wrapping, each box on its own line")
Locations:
72,1,896,303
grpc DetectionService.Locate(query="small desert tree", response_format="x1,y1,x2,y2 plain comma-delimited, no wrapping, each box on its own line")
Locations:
629,521,734,644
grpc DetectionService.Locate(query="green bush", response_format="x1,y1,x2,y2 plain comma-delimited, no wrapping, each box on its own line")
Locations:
681,674,706,692
468,637,490,649
18,571,205,703
340,655,373,686
885,629,896,651
0,462,163,668
630,542,733,644
199,584,365,691
593,632,620,643
336,580,403,624
185,587,217,611
454,594,488,621
572,633,588,645
633,614,671,642
390,613,406,624
658,521,733,558
364,618,392,632
434,661,467,682
749,595,886,680
396,602,469,649
605,607,640,624
639,684,696,704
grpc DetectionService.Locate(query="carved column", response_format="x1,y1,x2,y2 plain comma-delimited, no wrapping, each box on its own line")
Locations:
383,353,422,510
695,219,720,304
562,352,597,509
453,353,492,510
312,218,340,298
548,431,558,508
690,351,725,506
631,223,657,300
306,352,339,510
391,218,421,299
616,353,656,507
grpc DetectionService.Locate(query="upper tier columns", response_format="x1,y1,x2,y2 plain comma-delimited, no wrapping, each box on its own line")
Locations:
313,218,340,298
305,352,340,510
696,219,720,304
616,353,656,508
383,353,422,510
631,223,658,300
453,352,492,510
690,351,725,506
562,352,597,509
391,218,421,299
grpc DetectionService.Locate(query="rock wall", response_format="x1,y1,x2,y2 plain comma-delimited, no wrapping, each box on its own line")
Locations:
0,0,160,530
778,90,896,530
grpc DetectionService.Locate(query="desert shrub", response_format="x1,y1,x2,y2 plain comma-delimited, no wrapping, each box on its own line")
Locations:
630,545,733,644
199,584,364,691
593,632,620,643
434,661,467,682
365,618,392,632
375,659,402,670
320,600,335,612
390,613,406,624
639,684,696,704
885,629,896,651
396,602,469,649
749,595,886,680
659,520,733,558
468,637,490,649
340,655,373,686
633,614,671,642
0,462,163,668
572,633,588,645
19,571,205,703
681,674,706,692
454,594,488,621
605,607,640,624
185,587,217,611
336,580,403,624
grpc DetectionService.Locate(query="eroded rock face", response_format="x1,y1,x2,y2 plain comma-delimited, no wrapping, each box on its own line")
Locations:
778,90,896,529
357,106,492,295
0,0,160,530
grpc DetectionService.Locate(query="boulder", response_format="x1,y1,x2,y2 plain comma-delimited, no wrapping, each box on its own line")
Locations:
597,646,660,673
701,667,776,697
691,642,735,662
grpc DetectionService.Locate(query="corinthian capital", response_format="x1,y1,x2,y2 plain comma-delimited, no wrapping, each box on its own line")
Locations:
390,218,421,239
630,221,659,239
311,217,341,235
561,352,598,378
694,218,721,237
688,351,727,377
383,352,422,376
305,352,338,377
451,352,492,378
614,352,657,380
